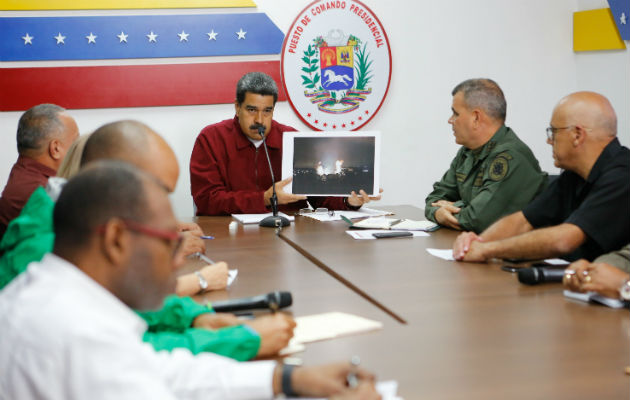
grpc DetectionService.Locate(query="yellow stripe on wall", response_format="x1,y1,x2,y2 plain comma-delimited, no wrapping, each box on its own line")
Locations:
574,8,626,52
0,0,255,10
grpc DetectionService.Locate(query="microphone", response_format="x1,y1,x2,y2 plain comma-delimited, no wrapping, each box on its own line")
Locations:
517,266,565,285
257,125,290,228
209,291,293,313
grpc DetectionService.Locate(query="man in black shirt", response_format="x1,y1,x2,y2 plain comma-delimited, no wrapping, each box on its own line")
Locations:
452,91,630,262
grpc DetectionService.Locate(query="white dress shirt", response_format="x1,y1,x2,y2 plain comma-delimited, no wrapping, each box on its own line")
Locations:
0,254,275,400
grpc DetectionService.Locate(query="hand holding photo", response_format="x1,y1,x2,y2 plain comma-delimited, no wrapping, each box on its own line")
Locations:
282,131,380,196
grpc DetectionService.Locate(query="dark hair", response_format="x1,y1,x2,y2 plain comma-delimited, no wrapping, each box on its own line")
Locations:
452,79,507,122
17,104,66,154
236,72,279,105
53,161,151,254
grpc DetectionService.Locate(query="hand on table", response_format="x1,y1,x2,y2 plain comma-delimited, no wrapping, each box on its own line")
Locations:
179,230,205,257
563,260,629,299
453,231,483,261
245,313,296,357
431,200,461,230
286,361,376,398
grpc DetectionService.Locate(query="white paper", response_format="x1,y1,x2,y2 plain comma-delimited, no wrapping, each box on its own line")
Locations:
231,212,295,224
563,290,627,309
286,380,401,400
227,269,238,287
426,248,455,261
544,258,570,266
301,207,393,222
281,131,381,196
346,230,429,240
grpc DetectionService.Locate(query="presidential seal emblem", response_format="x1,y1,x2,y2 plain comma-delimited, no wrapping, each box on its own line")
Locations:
281,0,392,131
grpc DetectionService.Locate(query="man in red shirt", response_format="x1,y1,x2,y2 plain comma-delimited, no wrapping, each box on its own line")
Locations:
190,72,379,215
0,104,79,238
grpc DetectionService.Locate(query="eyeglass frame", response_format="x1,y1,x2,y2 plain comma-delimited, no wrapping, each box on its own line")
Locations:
545,125,574,141
97,219,183,259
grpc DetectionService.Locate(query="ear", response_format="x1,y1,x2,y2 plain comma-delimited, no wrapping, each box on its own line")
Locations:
49,139,63,160
573,125,587,147
234,101,240,115
471,109,482,127
100,218,131,268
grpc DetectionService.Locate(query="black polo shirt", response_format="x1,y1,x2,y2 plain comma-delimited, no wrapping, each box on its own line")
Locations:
522,138,630,261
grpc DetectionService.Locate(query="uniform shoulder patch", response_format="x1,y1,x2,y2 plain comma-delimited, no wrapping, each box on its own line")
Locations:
489,156,509,181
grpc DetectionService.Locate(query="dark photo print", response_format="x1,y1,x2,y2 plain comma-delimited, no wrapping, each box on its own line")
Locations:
291,136,376,195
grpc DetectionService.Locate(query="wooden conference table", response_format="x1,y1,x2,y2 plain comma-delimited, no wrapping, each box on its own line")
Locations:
185,206,629,400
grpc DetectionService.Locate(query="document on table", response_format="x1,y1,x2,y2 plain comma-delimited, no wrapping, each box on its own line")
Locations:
563,290,628,309
231,212,295,224
300,207,394,222
227,269,238,286
280,312,383,355
350,217,438,231
426,248,455,261
544,258,570,266
347,230,429,240
287,380,401,400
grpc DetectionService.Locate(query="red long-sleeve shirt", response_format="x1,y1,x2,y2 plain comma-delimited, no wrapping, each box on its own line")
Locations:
190,117,346,215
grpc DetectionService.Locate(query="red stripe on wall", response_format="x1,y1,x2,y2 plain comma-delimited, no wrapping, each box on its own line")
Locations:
0,61,285,111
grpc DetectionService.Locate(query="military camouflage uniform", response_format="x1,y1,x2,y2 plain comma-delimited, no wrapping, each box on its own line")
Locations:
425,126,547,233
595,244,630,274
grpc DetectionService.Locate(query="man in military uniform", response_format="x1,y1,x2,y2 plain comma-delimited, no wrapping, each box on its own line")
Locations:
425,78,547,233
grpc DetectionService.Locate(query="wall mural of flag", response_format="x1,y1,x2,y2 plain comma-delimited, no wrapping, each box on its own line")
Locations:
0,2,287,110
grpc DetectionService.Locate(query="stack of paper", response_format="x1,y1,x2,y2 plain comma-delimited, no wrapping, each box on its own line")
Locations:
300,207,393,222
351,217,438,231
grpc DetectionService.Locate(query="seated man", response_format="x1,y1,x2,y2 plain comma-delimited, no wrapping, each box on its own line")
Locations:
0,120,295,362
425,79,547,232
190,72,379,215
0,161,378,399
453,91,630,262
0,104,78,237
563,244,630,300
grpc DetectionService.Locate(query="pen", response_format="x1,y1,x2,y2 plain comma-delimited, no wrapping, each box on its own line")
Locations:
195,252,215,265
201,235,214,240
346,355,360,388
341,215,354,225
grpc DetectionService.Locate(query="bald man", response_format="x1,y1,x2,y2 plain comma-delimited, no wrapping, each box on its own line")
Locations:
453,91,630,262
0,104,78,238
81,121,205,257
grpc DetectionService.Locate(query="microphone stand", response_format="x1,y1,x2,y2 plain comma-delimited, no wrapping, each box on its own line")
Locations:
258,125,290,228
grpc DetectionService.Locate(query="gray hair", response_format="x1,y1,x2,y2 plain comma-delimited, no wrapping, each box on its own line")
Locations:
452,79,506,122
16,104,66,155
236,72,278,105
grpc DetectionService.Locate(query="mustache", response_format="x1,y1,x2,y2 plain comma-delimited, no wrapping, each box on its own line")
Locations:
249,124,266,133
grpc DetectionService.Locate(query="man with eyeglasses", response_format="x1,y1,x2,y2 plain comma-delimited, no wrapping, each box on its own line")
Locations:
190,72,379,215
425,78,547,233
0,161,379,399
453,91,630,263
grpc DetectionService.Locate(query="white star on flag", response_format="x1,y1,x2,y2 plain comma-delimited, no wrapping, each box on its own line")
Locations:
236,29,247,40
207,30,218,41
54,33,66,45
22,33,33,45
117,31,128,43
178,30,189,42
86,32,97,44
147,31,158,43
621,12,627,25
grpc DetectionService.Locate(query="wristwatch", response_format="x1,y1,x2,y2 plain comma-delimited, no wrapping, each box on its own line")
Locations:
619,279,630,301
195,270,209,291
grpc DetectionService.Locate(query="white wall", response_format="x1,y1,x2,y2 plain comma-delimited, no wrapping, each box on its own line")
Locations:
1,0,628,218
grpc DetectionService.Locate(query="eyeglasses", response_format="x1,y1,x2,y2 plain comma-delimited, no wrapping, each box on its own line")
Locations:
98,219,183,259
299,207,335,216
545,125,574,141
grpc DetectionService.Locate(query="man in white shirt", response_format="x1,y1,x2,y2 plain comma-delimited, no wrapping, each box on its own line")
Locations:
0,161,378,400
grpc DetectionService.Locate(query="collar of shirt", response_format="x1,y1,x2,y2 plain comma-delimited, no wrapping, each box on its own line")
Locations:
464,125,508,162
586,137,623,184
231,116,282,151
16,155,57,178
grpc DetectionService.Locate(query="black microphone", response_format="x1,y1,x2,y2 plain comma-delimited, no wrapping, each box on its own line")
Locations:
518,267,565,285
209,291,293,313
257,125,290,228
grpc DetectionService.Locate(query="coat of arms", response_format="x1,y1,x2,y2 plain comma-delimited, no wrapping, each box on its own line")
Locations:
281,0,391,131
